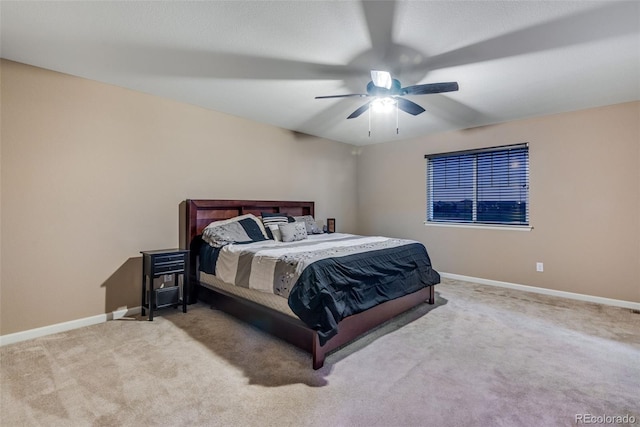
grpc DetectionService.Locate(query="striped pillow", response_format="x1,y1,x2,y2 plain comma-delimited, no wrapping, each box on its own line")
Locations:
261,212,291,240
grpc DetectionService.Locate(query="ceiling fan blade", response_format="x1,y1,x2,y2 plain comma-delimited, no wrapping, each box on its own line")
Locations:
420,2,638,73
347,102,372,119
95,43,353,81
396,98,425,116
315,94,368,99
422,94,491,127
402,82,459,95
361,0,396,57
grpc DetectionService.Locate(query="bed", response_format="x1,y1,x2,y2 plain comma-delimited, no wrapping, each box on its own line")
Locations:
181,199,440,369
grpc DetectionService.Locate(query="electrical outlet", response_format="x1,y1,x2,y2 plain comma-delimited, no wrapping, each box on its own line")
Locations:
164,274,172,282
536,262,544,272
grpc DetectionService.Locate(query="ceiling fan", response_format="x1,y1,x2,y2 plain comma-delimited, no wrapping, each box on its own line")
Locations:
315,70,459,119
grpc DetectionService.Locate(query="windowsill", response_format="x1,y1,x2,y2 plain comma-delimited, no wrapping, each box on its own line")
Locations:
423,221,533,231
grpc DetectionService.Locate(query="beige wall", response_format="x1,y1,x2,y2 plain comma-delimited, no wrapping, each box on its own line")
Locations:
2,59,638,337
0,60,358,335
357,101,640,303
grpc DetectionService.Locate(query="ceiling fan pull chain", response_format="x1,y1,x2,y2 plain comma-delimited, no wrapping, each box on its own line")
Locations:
368,108,371,137
396,101,399,134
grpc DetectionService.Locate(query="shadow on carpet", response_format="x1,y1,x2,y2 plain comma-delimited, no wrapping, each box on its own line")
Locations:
162,292,447,387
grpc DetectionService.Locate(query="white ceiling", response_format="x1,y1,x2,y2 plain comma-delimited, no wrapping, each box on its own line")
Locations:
2,1,639,146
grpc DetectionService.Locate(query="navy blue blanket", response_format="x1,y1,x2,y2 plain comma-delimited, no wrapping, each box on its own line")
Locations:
288,242,439,345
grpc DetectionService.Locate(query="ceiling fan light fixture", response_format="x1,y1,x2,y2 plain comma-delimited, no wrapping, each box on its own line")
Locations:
371,97,396,113
316,73,457,121
371,70,392,89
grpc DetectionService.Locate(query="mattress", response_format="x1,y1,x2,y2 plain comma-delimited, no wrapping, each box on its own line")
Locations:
198,271,298,318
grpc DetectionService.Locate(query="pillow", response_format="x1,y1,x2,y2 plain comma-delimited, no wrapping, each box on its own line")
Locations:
267,224,282,242
203,214,268,247
294,215,322,234
261,212,292,239
217,213,269,237
279,222,308,242
240,216,270,241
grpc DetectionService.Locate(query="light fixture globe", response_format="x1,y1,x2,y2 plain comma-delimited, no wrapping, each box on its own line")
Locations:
371,97,397,113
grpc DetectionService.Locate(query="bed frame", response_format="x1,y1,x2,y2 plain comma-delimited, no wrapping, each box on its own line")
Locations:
182,199,435,369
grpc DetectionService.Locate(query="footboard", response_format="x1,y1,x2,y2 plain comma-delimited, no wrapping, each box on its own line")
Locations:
311,285,435,369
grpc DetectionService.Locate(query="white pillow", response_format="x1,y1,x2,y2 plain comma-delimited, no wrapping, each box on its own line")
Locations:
294,215,322,234
279,222,308,242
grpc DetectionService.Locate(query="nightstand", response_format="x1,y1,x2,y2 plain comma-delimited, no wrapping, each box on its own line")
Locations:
140,249,189,321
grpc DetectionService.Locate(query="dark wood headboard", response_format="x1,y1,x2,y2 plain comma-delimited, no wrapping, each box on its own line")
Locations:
184,199,314,244
181,199,314,303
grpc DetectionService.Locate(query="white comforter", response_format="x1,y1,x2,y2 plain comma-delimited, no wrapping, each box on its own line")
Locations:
213,233,415,298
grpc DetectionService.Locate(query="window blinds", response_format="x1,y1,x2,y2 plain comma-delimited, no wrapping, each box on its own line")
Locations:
426,144,529,226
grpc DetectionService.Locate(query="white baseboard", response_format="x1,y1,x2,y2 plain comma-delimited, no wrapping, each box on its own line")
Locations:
440,272,640,311
3,275,638,346
0,306,141,347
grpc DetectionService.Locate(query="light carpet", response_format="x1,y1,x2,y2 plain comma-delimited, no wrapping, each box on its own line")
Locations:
1,278,638,426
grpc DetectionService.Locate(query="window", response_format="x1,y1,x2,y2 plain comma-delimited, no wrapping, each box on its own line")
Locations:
426,144,529,226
